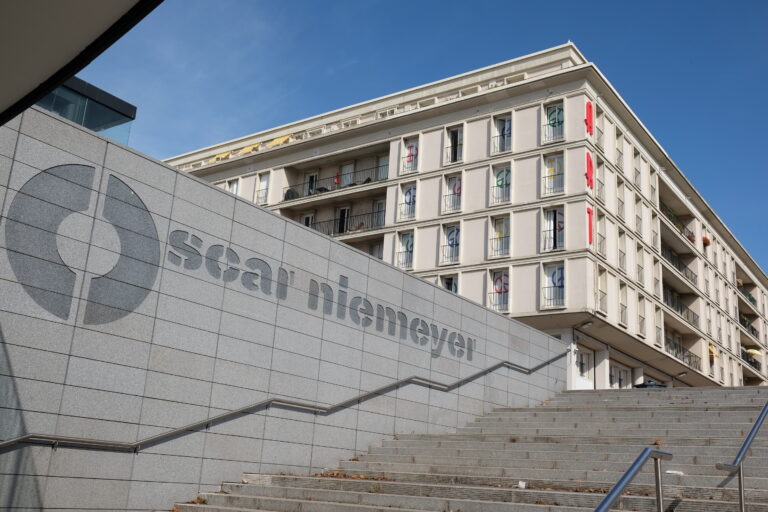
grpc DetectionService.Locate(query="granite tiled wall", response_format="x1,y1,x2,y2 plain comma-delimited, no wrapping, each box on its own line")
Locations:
0,108,567,511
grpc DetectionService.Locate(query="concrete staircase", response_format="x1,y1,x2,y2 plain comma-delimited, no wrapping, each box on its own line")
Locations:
175,387,768,512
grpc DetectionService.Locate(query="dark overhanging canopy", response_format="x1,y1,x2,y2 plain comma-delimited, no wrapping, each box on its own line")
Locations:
0,0,163,127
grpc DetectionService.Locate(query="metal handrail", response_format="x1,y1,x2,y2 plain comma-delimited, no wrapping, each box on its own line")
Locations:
594,447,673,512
0,351,568,454
715,399,768,511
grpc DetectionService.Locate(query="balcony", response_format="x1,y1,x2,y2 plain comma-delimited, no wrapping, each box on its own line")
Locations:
664,336,702,371
282,164,388,201
739,314,760,340
542,171,564,196
444,143,463,164
542,285,565,308
660,201,695,243
616,148,624,170
443,193,461,213
440,244,460,264
310,210,385,237
663,287,700,328
661,244,697,285
489,236,510,257
596,178,605,203
398,202,416,221
542,122,564,144
738,286,758,308
542,229,564,252
488,291,509,312
492,134,512,154
597,233,606,257
741,348,762,373
401,154,418,174
490,184,511,204
396,251,413,269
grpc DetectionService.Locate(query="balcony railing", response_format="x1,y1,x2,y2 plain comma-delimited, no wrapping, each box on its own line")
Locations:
488,292,509,312
310,210,385,237
741,349,762,373
598,290,607,313
542,122,564,143
443,193,461,213
597,234,606,257
398,202,416,220
616,148,624,170
661,244,697,285
618,250,626,271
282,164,388,201
596,178,605,203
396,251,413,269
490,184,510,204
542,286,565,308
663,288,700,328
739,315,760,340
444,143,463,164
542,229,564,252
492,134,512,154
596,126,604,149
489,236,510,257
738,286,758,307
401,155,418,174
664,336,702,371
256,188,268,204
620,303,628,324
660,201,695,242
542,171,564,195
441,244,460,264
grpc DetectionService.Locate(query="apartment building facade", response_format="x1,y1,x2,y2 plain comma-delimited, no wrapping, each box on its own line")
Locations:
166,43,768,390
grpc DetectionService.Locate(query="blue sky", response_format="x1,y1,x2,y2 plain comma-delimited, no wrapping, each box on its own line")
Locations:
79,0,768,269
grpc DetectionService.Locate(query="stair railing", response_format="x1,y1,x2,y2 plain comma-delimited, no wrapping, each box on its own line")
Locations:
715,399,768,512
594,447,673,512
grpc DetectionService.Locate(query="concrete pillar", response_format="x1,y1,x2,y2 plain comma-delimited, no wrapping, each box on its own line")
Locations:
632,366,644,386
562,329,578,390
595,348,610,389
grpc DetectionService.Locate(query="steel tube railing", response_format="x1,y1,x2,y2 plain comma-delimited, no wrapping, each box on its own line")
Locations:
594,447,673,512
715,400,768,511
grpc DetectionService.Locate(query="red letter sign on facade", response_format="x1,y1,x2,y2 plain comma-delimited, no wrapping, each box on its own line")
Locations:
585,100,594,135
585,152,594,189
587,207,594,244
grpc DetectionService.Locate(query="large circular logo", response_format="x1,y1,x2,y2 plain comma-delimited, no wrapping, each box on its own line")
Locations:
4,164,160,324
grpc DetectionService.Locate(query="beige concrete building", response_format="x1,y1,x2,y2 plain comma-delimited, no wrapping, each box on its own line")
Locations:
166,43,768,390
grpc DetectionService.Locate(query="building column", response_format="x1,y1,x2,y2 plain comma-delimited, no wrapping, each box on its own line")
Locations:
594,348,610,389
632,366,644,386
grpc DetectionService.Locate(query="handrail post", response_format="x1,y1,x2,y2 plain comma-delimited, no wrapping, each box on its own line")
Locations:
653,456,664,512
737,465,745,512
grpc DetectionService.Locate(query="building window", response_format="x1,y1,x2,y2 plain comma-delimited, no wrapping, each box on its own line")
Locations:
226,178,239,195
490,216,510,257
638,295,646,337
635,196,643,236
618,229,627,272
615,130,624,171
401,137,419,174
597,266,608,314
397,232,414,269
542,102,564,143
256,173,269,204
443,174,462,213
596,158,606,203
372,199,386,228
619,281,628,325
300,213,314,228
489,269,509,312
542,262,565,308
376,154,390,181
445,125,463,164
633,151,642,188
399,183,416,220
617,178,625,220
335,206,351,234
542,206,565,252
543,153,564,196
369,242,383,260
596,105,605,149
491,165,511,204
636,243,644,285
596,211,606,257
441,275,458,293
441,225,460,264
492,115,512,154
